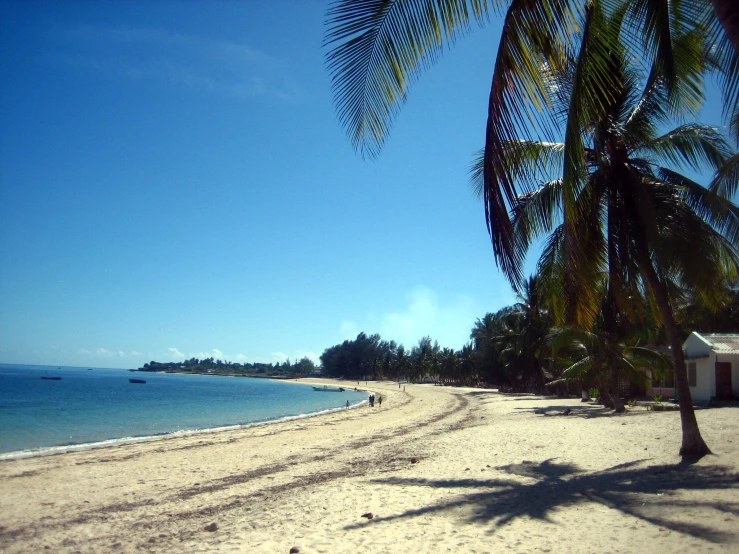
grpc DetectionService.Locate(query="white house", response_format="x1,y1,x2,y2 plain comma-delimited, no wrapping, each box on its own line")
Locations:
683,332,739,402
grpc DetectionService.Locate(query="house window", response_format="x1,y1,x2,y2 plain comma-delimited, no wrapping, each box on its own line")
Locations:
688,362,697,387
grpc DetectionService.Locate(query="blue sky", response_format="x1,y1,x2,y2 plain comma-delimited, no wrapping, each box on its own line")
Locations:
0,1,727,369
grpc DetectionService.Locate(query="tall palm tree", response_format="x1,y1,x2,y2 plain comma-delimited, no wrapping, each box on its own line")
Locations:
324,0,739,456
475,4,739,453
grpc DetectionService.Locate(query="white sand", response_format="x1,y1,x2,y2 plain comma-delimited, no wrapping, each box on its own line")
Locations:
1,379,737,553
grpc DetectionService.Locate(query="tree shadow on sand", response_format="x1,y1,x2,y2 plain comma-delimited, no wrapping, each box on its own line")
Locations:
512,405,655,419
345,459,739,544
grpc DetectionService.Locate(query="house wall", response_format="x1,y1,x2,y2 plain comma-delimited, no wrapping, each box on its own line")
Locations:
647,384,675,399
683,333,712,358
690,358,713,402
689,353,739,402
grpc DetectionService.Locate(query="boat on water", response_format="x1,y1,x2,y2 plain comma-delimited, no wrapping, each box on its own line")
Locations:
312,385,345,392
129,378,146,384
41,376,62,380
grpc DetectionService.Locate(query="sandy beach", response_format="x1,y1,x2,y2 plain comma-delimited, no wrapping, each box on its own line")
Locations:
1,379,737,553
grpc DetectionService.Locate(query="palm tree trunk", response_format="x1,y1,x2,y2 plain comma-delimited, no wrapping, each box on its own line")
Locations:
606,190,625,413
610,364,625,413
711,0,739,54
637,252,711,458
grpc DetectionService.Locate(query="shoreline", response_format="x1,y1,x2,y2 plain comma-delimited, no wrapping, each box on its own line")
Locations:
0,377,372,462
1,381,737,553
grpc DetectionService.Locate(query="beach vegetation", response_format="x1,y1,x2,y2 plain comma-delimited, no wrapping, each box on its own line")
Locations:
323,0,739,458
139,357,315,378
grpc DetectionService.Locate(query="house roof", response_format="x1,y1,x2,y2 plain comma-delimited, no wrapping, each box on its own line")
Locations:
703,333,739,354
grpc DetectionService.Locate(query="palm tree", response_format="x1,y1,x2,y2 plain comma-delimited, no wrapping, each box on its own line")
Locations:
458,342,478,384
324,0,739,456
470,307,514,385
549,325,670,399
495,275,552,392
710,1,739,55
324,1,738,162
477,4,739,453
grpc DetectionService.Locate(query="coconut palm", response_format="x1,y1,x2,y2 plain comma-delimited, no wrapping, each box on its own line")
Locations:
324,0,737,164
473,4,739,453
470,307,515,384
549,325,670,398
494,275,553,391
324,0,739,457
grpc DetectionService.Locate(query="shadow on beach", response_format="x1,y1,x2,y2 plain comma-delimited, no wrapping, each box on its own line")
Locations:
512,405,656,419
350,458,739,544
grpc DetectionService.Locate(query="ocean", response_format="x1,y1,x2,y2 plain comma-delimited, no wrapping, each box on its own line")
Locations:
0,364,368,459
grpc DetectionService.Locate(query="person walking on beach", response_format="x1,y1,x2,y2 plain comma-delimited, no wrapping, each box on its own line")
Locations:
346,400,350,408
378,395,382,407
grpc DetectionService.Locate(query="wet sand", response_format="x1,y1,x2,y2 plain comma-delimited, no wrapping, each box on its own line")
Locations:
1,379,737,553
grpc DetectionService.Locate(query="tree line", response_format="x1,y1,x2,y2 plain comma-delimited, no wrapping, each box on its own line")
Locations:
139,356,317,377
319,284,739,392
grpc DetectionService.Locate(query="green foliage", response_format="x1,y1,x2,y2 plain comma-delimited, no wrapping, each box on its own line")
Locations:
588,388,600,400
138,357,309,377
652,394,663,404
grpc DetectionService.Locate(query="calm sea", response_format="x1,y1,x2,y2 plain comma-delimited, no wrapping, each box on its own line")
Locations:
0,364,367,458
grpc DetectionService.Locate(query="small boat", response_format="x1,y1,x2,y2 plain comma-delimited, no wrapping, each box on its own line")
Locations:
128,369,137,372
312,385,343,392
129,378,146,384
41,376,62,380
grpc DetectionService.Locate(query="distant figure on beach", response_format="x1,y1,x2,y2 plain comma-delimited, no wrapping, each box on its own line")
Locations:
378,395,382,407
369,394,374,407
346,400,350,408
403,386,406,392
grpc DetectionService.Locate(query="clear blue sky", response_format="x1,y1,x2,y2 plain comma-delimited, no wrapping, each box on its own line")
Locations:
0,1,726,368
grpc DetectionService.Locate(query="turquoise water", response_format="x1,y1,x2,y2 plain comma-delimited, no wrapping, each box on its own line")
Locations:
0,364,367,458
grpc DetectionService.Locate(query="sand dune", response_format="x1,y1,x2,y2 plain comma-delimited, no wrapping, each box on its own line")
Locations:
1,379,737,553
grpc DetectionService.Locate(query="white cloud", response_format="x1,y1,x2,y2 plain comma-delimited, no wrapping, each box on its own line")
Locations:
340,320,359,340
168,347,186,360
47,24,300,102
272,352,288,363
341,286,478,350
166,348,247,362
77,347,137,359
